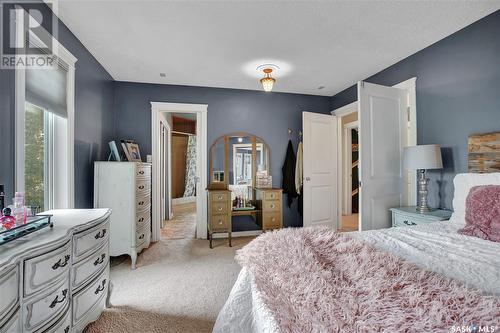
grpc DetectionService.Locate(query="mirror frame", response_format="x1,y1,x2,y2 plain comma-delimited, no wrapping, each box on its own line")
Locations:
208,132,270,190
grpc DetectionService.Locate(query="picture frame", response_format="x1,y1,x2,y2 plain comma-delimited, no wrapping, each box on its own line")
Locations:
126,142,142,162
108,141,121,161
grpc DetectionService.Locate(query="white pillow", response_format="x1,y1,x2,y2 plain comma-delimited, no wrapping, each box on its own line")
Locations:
449,172,500,226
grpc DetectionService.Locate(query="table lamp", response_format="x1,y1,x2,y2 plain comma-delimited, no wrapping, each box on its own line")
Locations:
403,145,443,213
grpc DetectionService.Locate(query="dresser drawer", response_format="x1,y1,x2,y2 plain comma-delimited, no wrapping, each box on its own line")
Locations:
71,241,109,291
393,214,421,227
1,309,20,333
136,179,151,194
42,306,71,333
211,201,229,215
0,265,19,326
23,276,69,332
263,200,280,212
136,210,150,228
211,192,229,202
136,165,151,180
73,220,109,262
264,191,281,201
136,225,150,248
24,242,71,297
136,193,151,212
72,268,108,327
210,214,230,232
263,213,281,230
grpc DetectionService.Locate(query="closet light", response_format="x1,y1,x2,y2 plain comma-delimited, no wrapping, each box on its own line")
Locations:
260,68,275,92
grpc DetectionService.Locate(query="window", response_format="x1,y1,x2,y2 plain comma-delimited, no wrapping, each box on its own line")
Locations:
15,12,76,211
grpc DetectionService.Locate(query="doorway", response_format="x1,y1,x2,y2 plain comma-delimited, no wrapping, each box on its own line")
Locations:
151,102,208,242
340,113,359,232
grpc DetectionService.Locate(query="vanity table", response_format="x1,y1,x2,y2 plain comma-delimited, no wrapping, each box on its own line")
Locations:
207,133,283,248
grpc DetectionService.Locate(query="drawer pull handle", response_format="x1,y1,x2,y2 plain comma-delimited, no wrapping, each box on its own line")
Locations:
94,279,106,295
64,326,70,333
52,254,70,270
139,234,145,240
218,207,223,211
138,201,144,205
217,195,223,200
403,220,417,226
138,217,144,223
270,204,275,209
139,170,145,175
94,253,106,266
270,194,275,198
271,217,276,222
49,289,68,308
138,185,145,189
95,229,107,239
218,219,223,225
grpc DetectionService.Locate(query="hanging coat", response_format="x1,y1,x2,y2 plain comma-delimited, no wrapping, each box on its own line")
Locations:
282,140,298,207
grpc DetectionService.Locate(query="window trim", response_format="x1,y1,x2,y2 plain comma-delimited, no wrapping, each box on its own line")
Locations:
15,10,77,209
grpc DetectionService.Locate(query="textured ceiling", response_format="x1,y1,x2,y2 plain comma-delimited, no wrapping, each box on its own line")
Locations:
56,1,500,96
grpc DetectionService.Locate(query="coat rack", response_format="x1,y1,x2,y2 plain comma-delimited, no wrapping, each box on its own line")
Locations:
288,128,303,140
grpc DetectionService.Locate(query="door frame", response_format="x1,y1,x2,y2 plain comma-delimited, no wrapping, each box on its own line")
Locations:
331,77,417,229
343,120,358,217
159,119,172,227
151,102,208,241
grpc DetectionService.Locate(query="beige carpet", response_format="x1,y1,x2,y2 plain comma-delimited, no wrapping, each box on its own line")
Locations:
85,236,253,333
161,202,197,240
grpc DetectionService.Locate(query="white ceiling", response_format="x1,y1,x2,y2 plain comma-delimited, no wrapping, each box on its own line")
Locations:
56,1,500,96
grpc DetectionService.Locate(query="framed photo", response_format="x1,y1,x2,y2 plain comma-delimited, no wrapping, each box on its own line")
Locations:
126,143,142,162
108,141,121,161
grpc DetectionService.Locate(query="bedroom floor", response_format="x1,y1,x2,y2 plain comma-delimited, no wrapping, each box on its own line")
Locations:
161,202,197,239
85,236,253,333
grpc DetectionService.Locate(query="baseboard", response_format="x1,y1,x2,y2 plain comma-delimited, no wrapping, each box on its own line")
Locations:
172,196,196,205
212,230,263,238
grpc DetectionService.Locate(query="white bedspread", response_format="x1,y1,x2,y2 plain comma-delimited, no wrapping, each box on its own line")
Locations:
213,222,500,333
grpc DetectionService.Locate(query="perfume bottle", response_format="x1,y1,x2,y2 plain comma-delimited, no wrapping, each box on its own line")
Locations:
12,192,27,225
0,208,16,230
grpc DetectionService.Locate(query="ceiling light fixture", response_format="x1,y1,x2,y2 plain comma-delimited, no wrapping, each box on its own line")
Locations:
159,72,166,78
260,68,276,92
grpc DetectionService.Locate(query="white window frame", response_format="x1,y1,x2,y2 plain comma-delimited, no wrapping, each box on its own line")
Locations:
15,10,77,209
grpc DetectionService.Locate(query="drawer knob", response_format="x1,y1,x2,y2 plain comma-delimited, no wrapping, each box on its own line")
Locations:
139,201,144,205
52,254,70,270
218,207,223,211
64,326,70,333
271,217,276,222
95,229,107,239
139,234,145,240
49,289,68,308
138,185,145,189
138,217,144,223
139,170,145,175
218,219,223,225
94,253,106,266
403,220,417,226
270,194,275,198
218,195,223,200
94,279,106,295
270,204,275,208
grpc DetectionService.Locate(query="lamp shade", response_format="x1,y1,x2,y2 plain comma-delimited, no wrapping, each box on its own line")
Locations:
403,145,443,170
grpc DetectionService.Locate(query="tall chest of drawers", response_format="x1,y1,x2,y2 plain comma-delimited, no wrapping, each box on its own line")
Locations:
255,188,283,231
94,162,152,269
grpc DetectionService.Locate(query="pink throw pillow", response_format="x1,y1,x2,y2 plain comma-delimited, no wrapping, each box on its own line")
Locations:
458,185,500,242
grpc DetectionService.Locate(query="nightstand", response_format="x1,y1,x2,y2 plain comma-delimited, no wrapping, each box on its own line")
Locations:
390,207,452,227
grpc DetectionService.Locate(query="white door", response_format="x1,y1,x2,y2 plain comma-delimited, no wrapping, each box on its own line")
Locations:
302,112,338,229
358,81,407,230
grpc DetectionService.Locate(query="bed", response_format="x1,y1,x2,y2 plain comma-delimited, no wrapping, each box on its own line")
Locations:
214,170,500,333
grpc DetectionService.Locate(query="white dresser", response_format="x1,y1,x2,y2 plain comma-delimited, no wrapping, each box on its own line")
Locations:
0,209,111,333
94,162,152,269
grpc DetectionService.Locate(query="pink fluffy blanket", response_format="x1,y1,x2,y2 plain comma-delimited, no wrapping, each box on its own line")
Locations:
236,228,500,332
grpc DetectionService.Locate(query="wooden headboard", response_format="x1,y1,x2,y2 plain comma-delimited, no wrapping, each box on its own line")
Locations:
468,132,500,173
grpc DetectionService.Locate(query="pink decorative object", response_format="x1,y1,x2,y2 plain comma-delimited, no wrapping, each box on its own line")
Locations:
458,185,500,242
236,228,500,332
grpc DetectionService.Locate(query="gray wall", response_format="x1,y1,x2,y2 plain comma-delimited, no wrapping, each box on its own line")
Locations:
113,82,331,229
0,3,115,208
331,10,500,210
